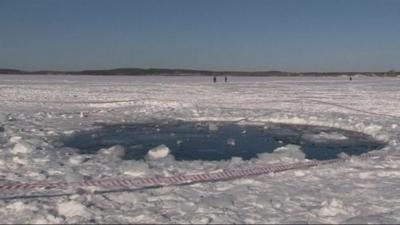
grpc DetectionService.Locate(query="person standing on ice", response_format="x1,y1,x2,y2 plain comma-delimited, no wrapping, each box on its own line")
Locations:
224,76,228,83
213,76,217,83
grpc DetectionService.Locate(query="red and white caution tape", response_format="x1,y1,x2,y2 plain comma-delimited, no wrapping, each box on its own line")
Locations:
0,152,389,193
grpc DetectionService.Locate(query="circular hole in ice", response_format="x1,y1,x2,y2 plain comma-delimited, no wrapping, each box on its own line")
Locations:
60,121,386,161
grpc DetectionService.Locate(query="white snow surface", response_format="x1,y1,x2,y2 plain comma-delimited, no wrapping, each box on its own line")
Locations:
0,75,400,223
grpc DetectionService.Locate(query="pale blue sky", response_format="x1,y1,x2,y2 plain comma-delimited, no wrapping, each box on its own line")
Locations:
0,0,399,72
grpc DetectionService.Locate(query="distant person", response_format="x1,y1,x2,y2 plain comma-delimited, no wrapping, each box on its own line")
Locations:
213,76,217,83
349,76,352,81
224,76,228,83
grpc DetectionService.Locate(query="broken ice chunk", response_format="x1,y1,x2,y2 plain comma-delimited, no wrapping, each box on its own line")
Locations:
208,123,219,132
97,145,126,159
226,138,236,146
146,144,170,160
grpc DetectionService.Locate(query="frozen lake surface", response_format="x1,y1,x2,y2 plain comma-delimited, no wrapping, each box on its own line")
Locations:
0,75,400,224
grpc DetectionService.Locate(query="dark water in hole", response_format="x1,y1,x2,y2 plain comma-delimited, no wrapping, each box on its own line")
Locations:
62,121,385,161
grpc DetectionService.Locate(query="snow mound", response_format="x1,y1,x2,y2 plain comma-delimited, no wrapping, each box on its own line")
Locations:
32,215,63,224
317,198,347,217
97,145,125,159
56,201,91,219
12,156,30,165
9,136,22,143
12,140,35,154
68,155,86,165
120,161,150,176
5,202,38,212
146,144,170,160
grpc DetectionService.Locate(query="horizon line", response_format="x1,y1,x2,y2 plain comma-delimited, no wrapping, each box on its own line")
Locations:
0,67,397,74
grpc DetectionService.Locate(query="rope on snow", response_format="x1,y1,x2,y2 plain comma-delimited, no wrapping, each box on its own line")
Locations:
0,152,390,194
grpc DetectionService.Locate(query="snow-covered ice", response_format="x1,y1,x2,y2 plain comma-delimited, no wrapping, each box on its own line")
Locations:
257,144,306,163
146,144,170,160
0,75,400,223
97,145,126,159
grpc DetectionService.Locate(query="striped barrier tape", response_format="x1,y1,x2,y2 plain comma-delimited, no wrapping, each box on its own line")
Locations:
0,152,389,193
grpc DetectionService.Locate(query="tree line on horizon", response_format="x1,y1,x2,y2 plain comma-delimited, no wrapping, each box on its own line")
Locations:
0,68,398,77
